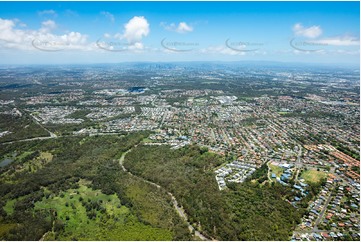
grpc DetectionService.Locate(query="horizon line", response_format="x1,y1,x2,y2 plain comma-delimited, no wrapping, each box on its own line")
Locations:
0,60,359,68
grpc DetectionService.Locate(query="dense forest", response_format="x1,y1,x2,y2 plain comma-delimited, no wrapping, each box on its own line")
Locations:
0,132,190,240
0,113,49,143
0,132,324,240
124,145,309,240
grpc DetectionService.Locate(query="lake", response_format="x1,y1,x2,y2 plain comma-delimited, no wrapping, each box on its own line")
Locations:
0,158,14,168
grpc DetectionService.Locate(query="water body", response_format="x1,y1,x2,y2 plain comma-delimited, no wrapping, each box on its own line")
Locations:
0,83,33,90
127,87,146,93
0,158,14,167
48,91,63,94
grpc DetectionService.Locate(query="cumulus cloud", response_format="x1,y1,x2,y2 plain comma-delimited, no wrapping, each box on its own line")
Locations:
128,42,144,50
0,18,89,51
103,33,111,38
96,16,150,52
122,16,149,44
293,23,322,38
100,11,115,23
40,20,56,33
161,21,193,33
177,22,193,33
38,10,57,17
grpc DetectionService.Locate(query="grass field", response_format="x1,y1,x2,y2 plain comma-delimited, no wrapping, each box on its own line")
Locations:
24,152,53,173
34,179,173,240
269,164,284,178
3,199,16,216
300,169,327,184
0,151,53,183
3,194,31,216
142,137,154,143
16,151,33,161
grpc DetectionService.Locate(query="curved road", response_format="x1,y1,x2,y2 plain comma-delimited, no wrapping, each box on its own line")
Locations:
119,149,213,241
4,135,213,240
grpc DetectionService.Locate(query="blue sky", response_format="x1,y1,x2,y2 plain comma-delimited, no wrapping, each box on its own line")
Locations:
0,1,359,65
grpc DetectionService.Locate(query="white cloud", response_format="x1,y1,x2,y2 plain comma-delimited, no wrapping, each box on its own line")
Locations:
313,35,359,46
100,11,115,23
177,22,193,33
38,10,57,17
0,18,15,32
60,32,87,44
103,33,111,38
40,20,56,33
122,16,150,44
0,18,89,51
97,16,150,52
0,16,151,53
128,42,144,50
293,23,322,38
161,21,193,33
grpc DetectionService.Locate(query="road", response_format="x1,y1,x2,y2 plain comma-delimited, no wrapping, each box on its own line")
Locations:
28,112,57,138
312,185,334,232
5,134,213,240
294,144,303,183
1,111,59,145
0,132,125,145
119,149,213,241
1,136,56,145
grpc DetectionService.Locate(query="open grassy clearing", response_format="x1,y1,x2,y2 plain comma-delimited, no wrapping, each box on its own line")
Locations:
3,199,16,216
3,194,31,216
0,151,53,183
13,151,32,161
0,133,191,240
269,164,284,178
300,169,327,184
34,179,173,241
24,152,53,173
142,137,154,143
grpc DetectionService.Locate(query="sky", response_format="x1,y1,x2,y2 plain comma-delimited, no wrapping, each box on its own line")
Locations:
0,1,359,65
